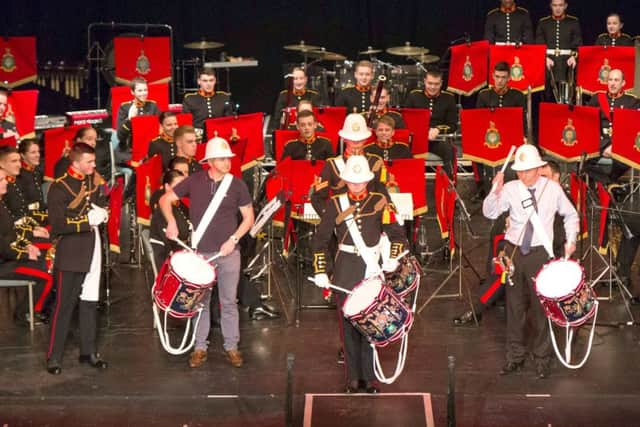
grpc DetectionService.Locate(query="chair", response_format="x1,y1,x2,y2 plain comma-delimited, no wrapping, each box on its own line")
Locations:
0,280,35,330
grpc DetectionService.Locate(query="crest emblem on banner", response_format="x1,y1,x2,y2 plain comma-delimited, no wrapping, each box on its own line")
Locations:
635,132,640,152
1,48,16,73
598,58,611,84
562,118,578,147
136,49,151,75
510,56,524,82
484,121,502,149
462,56,473,82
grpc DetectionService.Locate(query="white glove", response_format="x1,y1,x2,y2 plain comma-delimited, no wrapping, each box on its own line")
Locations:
314,273,331,289
88,208,107,226
91,203,109,222
382,258,400,273
128,102,138,119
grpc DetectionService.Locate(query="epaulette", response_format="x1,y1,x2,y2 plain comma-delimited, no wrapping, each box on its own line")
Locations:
147,100,157,104
478,87,491,94
366,152,383,162
566,15,578,20
593,90,607,95
410,88,423,94
54,174,68,183
307,89,319,94
597,32,608,38
395,141,409,147
342,85,355,90
539,16,552,22
387,110,402,117
183,92,198,98
284,138,298,146
487,8,498,15
119,100,132,108
216,91,231,96
279,89,289,94
516,7,529,13
621,33,633,39
442,90,456,97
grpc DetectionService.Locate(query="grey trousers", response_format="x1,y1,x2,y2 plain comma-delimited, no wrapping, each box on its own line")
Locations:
194,249,241,352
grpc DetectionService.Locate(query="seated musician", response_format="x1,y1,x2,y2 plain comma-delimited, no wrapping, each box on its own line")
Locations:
116,77,160,151
272,67,322,131
287,100,326,132
173,125,203,175
54,127,98,179
403,68,457,177
595,13,633,47
168,156,190,177
368,86,405,129
335,60,374,114
0,88,19,140
147,112,179,170
280,110,333,161
149,170,190,270
586,69,639,183
182,68,233,140
17,139,46,214
364,115,411,161
0,167,53,325
312,155,408,394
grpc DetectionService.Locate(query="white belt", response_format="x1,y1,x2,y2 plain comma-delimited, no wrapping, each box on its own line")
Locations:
495,42,517,46
339,243,380,258
546,49,573,56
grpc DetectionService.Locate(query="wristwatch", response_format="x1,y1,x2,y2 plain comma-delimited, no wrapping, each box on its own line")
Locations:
230,235,239,244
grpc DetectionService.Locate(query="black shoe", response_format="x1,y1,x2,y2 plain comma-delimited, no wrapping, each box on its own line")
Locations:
453,310,481,326
345,380,360,393
249,305,281,320
46,360,61,375
14,312,43,326
365,380,380,394
78,353,108,369
499,360,524,375
337,348,345,365
630,297,640,306
535,363,550,379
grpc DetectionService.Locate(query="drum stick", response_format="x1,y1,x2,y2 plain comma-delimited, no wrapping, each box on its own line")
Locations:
307,277,353,295
162,228,194,252
205,253,222,263
396,250,410,260
490,145,517,194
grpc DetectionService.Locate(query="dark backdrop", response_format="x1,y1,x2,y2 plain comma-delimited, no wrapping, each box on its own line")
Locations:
4,0,640,115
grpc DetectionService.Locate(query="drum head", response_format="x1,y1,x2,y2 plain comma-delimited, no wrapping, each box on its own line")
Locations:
170,251,216,286
343,276,383,316
535,259,583,299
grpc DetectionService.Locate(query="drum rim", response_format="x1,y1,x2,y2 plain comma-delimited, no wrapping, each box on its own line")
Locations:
535,258,585,301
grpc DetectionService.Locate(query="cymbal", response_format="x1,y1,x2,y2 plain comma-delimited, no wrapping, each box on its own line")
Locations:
308,49,346,61
418,54,440,64
284,41,321,52
386,42,429,56
359,46,382,55
184,40,224,50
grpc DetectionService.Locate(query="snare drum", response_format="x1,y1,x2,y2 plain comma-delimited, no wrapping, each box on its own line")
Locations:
385,256,421,297
152,251,216,319
534,258,597,328
342,275,413,347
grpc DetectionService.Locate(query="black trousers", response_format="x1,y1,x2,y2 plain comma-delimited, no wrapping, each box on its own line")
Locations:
504,244,552,364
337,293,375,383
429,140,455,178
47,270,98,363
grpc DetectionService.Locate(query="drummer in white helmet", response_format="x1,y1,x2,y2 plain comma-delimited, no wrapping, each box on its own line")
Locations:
312,155,408,393
483,144,578,379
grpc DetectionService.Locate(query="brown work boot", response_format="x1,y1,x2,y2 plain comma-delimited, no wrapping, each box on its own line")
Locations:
225,349,243,368
189,349,208,368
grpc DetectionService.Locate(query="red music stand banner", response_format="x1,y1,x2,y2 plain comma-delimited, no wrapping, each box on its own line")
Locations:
399,108,430,158
0,37,37,88
313,107,346,147
385,158,427,216
461,107,524,166
110,83,169,128
448,40,490,96
577,46,635,95
205,113,264,171
8,89,38,138
131,115,160,163
611,108,640,169
43,125,84,181
538,103,600,162
489,44,546,92
113,37,171,85
176,113,192,126
135,155,163,226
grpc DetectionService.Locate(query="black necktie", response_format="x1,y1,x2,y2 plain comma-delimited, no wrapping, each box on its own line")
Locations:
520,188,538,255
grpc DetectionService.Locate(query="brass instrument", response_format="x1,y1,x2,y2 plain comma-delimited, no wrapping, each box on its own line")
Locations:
366,75,387,127
576,85,583,106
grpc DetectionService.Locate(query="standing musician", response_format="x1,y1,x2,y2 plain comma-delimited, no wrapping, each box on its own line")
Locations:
147,112,179,170
403,68,458,177
116,77,160,150
368,87,406,129
586,69,639,183
0,88,19,140
335,61,374,114
310,114,387,216
182,69,233,140
364,115,411,161
0,168,53,325
483,144,578,379
272,67,322,130
535,0,582,101
46,143,109,375
595,13,634,46
160,137,254,369
54,127,99,179
17,140,46,216
484,0,534,45
149,170,190,270
173,125,203,175
280,110,334,161
312,155,407,393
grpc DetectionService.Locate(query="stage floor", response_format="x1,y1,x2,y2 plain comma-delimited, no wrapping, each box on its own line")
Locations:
2,188,640,427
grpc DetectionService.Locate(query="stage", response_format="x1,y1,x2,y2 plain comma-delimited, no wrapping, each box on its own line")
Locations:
1,182,640,426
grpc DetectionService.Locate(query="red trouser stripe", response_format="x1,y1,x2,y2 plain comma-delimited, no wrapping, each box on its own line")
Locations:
13,266,53,312
47,271,63,359
480,276,503,305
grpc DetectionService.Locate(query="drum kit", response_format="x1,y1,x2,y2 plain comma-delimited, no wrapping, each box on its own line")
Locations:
283,40,440,105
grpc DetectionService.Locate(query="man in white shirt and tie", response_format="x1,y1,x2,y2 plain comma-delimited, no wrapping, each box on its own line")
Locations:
483,144,578,379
